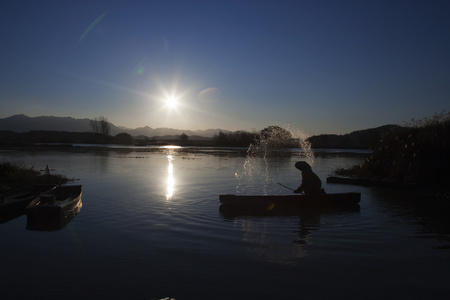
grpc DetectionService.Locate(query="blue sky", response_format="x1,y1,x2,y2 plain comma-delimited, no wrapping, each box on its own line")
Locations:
1,0,449,135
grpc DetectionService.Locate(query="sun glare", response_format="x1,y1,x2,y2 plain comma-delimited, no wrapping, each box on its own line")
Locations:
165,96,178,109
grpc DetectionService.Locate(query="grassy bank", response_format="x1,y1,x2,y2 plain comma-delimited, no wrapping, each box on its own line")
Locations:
0,161,70,193
334,112,450,188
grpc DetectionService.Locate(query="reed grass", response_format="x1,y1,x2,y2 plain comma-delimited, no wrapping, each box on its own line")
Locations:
334,111,450,186
0,161,70,193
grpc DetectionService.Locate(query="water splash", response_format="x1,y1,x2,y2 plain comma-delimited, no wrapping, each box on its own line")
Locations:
286,125,315,166
235,125,314,194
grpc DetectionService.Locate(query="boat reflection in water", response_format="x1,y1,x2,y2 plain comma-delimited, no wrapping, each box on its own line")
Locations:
0,184,57,224
26,199,82,231
220,203,360,254
219,202,360,218
0,210,24,225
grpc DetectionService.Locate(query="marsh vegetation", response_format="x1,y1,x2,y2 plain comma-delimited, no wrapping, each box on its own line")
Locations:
335,112,450,188
0,161,70,193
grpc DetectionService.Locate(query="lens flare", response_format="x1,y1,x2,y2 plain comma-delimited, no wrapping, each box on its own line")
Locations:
78,11,108,44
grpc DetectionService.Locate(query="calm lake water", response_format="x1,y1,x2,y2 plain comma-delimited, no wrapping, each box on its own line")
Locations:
1,146,449,299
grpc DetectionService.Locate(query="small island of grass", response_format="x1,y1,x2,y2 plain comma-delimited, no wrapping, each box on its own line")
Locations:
0,161,70,193
332,112,450,193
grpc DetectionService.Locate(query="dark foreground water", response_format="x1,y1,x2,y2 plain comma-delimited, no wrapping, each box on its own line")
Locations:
1,147,449,299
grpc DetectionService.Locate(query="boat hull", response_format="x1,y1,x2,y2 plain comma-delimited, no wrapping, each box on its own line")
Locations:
0,184,57,216
219,193,361,208
26,199,82,231
26,185,82,230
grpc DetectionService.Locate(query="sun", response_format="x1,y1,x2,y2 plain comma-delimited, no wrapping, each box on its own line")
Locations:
165,96,178,109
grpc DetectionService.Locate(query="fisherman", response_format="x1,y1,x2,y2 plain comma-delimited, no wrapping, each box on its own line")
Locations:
293,161,325,195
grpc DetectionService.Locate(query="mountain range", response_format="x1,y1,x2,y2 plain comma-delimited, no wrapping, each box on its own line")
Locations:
0,115,228,139
0,114,400,148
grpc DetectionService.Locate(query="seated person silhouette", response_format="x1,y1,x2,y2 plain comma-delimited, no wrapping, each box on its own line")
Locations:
293,161,325,195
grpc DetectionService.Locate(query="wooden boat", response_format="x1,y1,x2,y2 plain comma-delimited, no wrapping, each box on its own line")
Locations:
219,192,361,208
26,185,82,220
0,184,57,216
26,197,82,231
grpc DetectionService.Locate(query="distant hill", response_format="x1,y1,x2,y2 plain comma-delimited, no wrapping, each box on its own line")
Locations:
0,114,401,148
0,114,94,133
307,125,402,149
0,115,227,139
124,126,226,139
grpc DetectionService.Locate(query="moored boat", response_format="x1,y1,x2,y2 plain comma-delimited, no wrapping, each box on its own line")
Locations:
0,184,57,216
26,196,82,231
219,192,361,208
26,185,82,222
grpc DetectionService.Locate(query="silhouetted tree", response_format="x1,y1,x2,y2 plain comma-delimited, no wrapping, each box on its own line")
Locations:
115,133,133,145
258,125,296,148
213,130,257,147
232,130,257,146
180,133,189,145
213,131,229,146
90,116,110,143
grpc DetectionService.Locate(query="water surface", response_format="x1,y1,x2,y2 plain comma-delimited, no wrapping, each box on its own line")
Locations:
1,147,449,299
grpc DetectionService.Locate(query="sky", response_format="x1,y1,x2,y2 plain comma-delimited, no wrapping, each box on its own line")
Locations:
1,0,449,135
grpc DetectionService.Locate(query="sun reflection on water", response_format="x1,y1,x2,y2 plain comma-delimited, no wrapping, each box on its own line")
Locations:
166,155,175,200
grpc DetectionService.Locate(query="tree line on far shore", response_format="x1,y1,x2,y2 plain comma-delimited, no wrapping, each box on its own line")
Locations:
3,114,443,154
0,118,401,149
0,127,287,148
